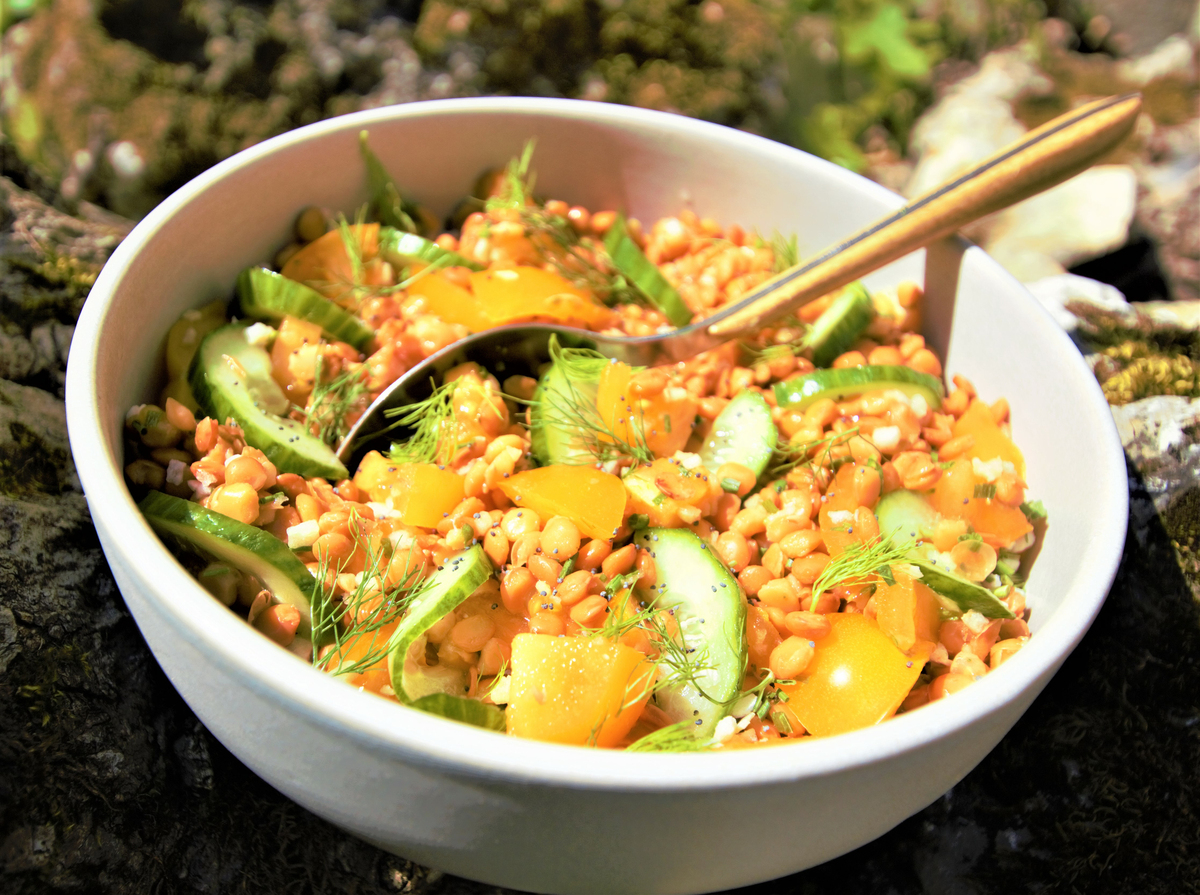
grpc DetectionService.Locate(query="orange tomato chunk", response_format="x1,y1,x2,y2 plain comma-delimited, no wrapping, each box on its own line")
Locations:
781,613,929,737
873,569,942,654
498,466,627,540
353,452,465,529
639,388,697,458
818,463,867,558
930,459,1032,549
506,633,655,747
282,223,380,301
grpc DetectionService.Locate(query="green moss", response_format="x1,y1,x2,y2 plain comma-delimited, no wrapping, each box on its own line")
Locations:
0,421,67,498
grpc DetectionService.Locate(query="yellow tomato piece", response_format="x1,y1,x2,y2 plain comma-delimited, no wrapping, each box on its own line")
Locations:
596,361,639,447
781,613,929,737
470,267,616,329
498,466,627,541
352,453,464,529
873,570,942,654
953,399,1025,478
506,633,655,747
405,269,491,332
281,223,380,301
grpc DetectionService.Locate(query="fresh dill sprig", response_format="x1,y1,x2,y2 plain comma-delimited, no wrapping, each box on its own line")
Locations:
528,338,654,466
739,669,793,721
487,140,537,211
310,529,430,677
770,231,800,272
626,720,716,753
810,533,916,603
304,355,370,445
768,425,859,477
385,379,461,466
335,209,368,286
642,608,720,704
516,204,635,304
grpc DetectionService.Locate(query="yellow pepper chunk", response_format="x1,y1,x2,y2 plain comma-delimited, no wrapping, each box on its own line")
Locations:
353,452,464,529
873,569,942,654
953,399,1025,478
781,613,929,737
506,634,655,747
405,270,491,331
281,223,380,302
470,267,616,330
498,466,627,540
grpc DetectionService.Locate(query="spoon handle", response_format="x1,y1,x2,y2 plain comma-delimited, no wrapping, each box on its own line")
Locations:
706,93,1142,340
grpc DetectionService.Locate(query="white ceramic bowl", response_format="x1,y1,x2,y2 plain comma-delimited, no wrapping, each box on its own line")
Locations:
65,98,1127,895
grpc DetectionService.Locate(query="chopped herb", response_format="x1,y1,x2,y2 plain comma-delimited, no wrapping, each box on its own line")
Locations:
973,483,997,499
1020,499,1047,521
303,355,370,445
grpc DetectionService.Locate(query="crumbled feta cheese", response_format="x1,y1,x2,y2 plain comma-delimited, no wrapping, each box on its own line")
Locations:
713,715,737,742
369,501,398,519
673,451,702,470
972,457,1004,482
729,692,758,718
489,676,511,705
827,510,854,526
910,394,929,419
287,519,321,549
663,386,689,402
379,684,396,698
243,322,277,348
125,404,147,421
494,269,520,281
194,467,219,488
387,529,415,553
895,562,923,580
962,609,990,636
735,713,755,732
166,459,188,487
1009,531,1035,553
187,479,211,499
871,425,901,452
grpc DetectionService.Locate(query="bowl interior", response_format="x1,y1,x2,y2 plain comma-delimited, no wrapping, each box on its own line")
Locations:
68,98,1126,787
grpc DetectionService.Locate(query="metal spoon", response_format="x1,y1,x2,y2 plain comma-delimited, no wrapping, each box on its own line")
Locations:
337,93,1142,469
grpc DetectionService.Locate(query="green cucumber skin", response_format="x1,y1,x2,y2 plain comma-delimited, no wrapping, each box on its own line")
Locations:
237,267,374,351
378,227,484,272
386,545,494,704
911,559,1015,619
805,282,875,367
697,389,776,479
774,364,944,411
188,323,349,480
634,528,747,737
603,214,692,327
529,363,600,466
139,491,322,639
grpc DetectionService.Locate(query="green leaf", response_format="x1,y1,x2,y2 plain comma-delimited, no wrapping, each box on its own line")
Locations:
411,693,506,731
359,131,420,233
603,214,692,327
842,3,932,80
1020,499,1047,521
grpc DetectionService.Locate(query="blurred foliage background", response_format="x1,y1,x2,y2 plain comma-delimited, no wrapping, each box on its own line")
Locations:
1,0,1150,216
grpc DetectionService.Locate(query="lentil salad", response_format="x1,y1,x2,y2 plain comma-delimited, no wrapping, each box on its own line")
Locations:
123,140,1043,750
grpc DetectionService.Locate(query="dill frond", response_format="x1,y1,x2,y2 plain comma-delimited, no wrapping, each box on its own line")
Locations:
385,378,461,465
310,528,431,677
516,204,634,304
487,140,537,211
810,533,916,603
304,355,370,445
626,720,715,753
770,231,800,272
768,425,859,477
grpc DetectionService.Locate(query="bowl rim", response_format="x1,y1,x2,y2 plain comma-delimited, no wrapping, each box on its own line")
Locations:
66,95,1128,791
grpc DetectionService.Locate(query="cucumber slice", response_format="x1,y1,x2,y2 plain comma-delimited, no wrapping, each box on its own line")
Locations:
603,214,692,327
378,226,483,272
634,528,747,737
697,389,776,482
529,344,606,466
774,364,944,411
386,545,505,729
188,323,349,480
911,559,1015,620
237,267,375,351
876,489,942,543
802,282,875,367
139,491,324,641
